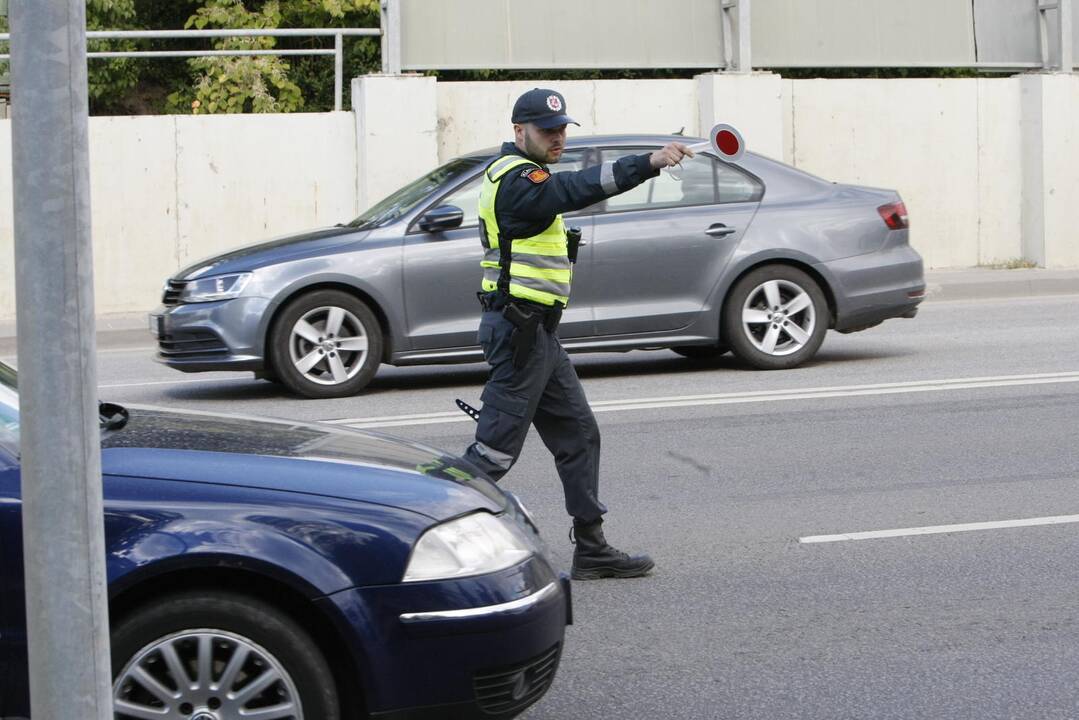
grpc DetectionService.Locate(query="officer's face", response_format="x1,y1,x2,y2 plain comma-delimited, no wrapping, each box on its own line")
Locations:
515,123,567,164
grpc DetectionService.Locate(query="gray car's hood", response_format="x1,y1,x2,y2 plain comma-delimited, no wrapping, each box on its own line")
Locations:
100,406,504,520
177,226,369,279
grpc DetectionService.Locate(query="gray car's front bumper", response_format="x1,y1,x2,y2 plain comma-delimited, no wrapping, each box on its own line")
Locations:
150,296,271,372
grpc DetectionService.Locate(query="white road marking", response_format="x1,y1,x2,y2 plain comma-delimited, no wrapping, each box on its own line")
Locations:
799,514,1079,544
324,371,1079,429
99,377,241,389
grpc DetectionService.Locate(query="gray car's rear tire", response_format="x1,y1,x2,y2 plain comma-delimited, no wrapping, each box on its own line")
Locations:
722,265,828,370
269,289,382,398
112,591,340,720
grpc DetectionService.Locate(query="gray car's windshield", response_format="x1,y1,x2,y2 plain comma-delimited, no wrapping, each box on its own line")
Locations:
348,157,485,229
0,362,18,453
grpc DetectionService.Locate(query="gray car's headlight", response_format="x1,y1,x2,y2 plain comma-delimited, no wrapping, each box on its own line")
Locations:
403,511,534,582
179,272,252,303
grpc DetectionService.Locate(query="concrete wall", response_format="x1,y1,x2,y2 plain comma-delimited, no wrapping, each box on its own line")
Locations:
0,112,357,320
789,78,997,269
436,79,699,160
1,72,1075,324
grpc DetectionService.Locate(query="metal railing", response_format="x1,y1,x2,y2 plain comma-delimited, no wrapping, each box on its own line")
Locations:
0,26,388,111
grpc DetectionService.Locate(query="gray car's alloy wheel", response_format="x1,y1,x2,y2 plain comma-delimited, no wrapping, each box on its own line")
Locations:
723,265,828,370
269,289,383,398
112,591,339,720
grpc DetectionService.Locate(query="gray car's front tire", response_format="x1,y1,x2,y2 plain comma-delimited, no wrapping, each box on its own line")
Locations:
723,265,828,370
269,289,382,398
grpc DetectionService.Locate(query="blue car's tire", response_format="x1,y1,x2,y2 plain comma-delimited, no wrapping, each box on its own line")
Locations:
111,591,340,720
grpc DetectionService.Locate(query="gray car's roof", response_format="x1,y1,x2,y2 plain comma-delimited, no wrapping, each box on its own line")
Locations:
461,134,830,199
464,134,708,158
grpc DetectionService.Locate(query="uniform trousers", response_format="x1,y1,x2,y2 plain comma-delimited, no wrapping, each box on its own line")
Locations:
464,308,607,522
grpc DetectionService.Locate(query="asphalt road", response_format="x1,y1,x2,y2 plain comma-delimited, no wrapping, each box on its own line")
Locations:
7,294,1079,719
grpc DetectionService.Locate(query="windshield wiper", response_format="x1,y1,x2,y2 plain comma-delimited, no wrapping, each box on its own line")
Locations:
98,401,129,431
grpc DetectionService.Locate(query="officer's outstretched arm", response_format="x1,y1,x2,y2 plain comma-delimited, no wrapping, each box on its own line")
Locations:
501,153,659,221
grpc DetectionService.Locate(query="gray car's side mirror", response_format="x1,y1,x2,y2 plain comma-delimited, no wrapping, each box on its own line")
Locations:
419,205,464,232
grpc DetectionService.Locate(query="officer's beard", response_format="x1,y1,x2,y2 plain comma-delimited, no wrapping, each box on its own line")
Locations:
520,131,559,165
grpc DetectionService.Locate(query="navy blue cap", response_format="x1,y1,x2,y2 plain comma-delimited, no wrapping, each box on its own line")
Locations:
511,88,579,129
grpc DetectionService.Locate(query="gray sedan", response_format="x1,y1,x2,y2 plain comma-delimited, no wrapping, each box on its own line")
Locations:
150,134,924,398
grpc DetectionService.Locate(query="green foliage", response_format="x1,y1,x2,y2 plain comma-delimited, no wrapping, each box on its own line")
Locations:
165,0,303,113
0,0,145,113
165,0,382,114
85,0,140,112
978,257,1040,270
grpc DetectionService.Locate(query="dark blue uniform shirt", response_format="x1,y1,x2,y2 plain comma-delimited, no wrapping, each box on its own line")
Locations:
492,141,659,240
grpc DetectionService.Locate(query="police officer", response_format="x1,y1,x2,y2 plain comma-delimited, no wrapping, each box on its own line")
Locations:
463,88,693,580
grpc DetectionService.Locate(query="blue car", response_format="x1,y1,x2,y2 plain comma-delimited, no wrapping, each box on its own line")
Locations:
0,361,570,719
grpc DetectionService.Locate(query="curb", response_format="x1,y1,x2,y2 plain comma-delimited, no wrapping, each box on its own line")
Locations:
923,268,1079,302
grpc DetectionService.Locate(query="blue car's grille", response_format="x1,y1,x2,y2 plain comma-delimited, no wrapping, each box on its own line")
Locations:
157,329,228,358
474,643,561,716
162,280,185,305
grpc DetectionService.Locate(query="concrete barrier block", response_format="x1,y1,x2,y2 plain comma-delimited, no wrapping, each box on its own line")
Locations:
175,112,357,272
790,78,981,269
353,74,438,210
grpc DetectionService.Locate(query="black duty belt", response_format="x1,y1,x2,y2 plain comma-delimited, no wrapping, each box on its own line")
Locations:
477,291,563,332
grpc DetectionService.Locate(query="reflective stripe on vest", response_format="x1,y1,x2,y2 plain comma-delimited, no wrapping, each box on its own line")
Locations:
478,155,570,307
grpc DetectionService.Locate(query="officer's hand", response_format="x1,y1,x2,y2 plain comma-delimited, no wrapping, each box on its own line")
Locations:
649,142,695,170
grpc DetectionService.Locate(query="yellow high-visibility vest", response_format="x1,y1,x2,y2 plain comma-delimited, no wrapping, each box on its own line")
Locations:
478,155,570,307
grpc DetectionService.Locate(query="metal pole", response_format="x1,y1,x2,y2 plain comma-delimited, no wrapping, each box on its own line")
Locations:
9,0,112,718
380,0,389,73
735,0,751,71
335,32,343,111
722,0,751,72
1059,0,1073,70
381,0,402,74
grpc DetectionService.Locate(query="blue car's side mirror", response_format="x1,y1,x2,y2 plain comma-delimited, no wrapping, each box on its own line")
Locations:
419,205,465,233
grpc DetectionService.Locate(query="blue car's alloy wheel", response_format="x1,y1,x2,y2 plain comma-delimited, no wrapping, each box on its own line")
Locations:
111,591,340,720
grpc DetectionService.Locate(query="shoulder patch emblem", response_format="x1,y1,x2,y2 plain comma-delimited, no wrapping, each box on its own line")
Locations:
524,168,550,184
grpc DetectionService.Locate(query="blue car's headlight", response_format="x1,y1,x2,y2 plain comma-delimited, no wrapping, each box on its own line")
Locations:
403,511,535,582
179,272,252,303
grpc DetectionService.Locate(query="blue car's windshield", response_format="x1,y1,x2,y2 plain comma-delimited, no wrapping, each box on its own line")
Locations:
0,362,18,453
0,363,129,455
347,157,484,229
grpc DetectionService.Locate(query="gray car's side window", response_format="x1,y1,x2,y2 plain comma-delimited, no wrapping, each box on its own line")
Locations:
441,175,483,228
599,147,762,213
715,162,764,204
434,150,591,229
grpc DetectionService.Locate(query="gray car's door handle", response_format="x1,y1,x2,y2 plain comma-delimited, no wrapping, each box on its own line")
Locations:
705,223,737,238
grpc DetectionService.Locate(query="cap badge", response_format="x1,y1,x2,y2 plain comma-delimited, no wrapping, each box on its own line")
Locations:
546,95,562,112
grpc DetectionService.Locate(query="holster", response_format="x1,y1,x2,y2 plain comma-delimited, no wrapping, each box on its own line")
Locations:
502,303,541,369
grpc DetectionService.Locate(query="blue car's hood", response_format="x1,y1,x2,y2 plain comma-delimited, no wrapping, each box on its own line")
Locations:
177,226,368,279
100,406,504,520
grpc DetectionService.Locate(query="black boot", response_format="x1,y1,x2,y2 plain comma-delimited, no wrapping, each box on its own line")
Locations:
571,518,654,580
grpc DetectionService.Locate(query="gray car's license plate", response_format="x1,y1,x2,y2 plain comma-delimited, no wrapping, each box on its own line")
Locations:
148,313,163,338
